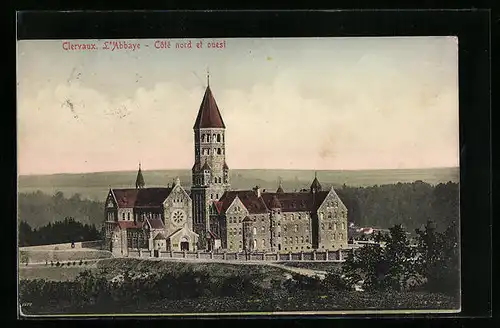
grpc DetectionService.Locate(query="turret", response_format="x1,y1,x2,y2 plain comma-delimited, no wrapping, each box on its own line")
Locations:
135,163,145,189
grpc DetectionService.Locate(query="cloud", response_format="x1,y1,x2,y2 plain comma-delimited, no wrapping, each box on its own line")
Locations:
17,38,459,174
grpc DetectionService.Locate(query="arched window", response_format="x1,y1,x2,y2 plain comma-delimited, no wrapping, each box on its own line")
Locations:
127,213,130,220
217,148,221,155
213,134,216,141
295,236,299,243
342,222,346,230
300,236,304,243
122,213,125,219
210,194,213,199
334,222,338,231
217,134,221,142
216,193,219,199
201,134,205,142
294,224,298,232
253,227,257,235
207,135,210,142
262,239,266,247
253,239,257,249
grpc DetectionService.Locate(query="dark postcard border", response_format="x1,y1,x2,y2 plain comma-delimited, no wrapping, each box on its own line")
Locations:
13,10,492,320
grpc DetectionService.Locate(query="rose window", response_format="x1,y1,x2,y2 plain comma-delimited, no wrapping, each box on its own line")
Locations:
172,210,185,225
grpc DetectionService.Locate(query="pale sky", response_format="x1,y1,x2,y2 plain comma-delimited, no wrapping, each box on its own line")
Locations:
17,37,459,175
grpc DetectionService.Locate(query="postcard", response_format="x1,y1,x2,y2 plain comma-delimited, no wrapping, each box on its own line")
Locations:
17,36,460,317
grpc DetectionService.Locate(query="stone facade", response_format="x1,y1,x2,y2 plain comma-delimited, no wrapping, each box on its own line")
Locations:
191,84,230,244
211,182,348,253
103,177,198,255
103,80,349,255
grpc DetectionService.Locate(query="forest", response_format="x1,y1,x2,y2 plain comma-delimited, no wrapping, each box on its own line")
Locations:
18,217,101,247
17,181,459,239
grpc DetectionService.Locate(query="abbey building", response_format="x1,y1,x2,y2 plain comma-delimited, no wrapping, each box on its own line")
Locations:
103,76,348,255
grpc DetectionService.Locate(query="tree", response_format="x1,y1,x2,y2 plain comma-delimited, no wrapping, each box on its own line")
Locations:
18,221,33,247
415,220,459,294
342,224,417,292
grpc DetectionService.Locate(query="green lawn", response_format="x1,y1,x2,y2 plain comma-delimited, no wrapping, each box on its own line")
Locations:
19,265,92,282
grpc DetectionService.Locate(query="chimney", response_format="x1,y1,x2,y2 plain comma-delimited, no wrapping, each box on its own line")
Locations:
253,185,261,198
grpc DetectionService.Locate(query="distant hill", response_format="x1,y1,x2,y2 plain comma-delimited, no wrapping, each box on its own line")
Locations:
18,167,459,201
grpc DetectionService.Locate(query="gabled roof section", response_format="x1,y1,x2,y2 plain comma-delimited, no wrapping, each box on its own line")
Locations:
145,218,165,230
261,191,330,213
112,187,173,208
111,189,139,208
193,86,226,129
135,188,173,207
218,190,268,215
117,221,143,229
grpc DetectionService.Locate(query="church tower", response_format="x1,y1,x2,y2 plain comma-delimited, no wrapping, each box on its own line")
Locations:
191,73,230,244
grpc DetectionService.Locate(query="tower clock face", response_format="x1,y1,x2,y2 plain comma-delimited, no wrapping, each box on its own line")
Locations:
171,209,186,226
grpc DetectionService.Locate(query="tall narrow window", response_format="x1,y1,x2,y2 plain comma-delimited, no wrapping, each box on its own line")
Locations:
201,134,205,142
217,134,221,142
217,148,221,155
262,239,266,247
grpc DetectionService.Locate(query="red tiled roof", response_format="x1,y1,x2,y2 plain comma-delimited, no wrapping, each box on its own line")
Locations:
111,187,173,208
117,221,143,229
193,86,226,129
269,195,282,209
112,189,139,208
146,218,165,229
217,189,332,215
134,188,173,207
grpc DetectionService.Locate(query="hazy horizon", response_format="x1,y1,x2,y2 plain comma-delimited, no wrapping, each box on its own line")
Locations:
17,37,459,175
17,166,459,178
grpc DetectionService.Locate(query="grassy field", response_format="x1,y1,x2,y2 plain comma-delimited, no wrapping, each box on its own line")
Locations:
19,258,460,315
18,167,459,201
19,265,93,281
19,249,112,263
18,258,292,286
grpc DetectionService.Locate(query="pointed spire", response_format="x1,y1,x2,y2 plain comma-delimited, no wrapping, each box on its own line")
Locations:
135,162,145,189
193,72,225,129
310,172,322,193
276,177,284,193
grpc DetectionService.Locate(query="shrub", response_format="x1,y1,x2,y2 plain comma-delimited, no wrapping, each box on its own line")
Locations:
322,271,353,291
56,261,60,267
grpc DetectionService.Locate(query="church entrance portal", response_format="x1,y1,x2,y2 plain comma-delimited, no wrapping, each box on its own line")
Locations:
180,237,189,251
